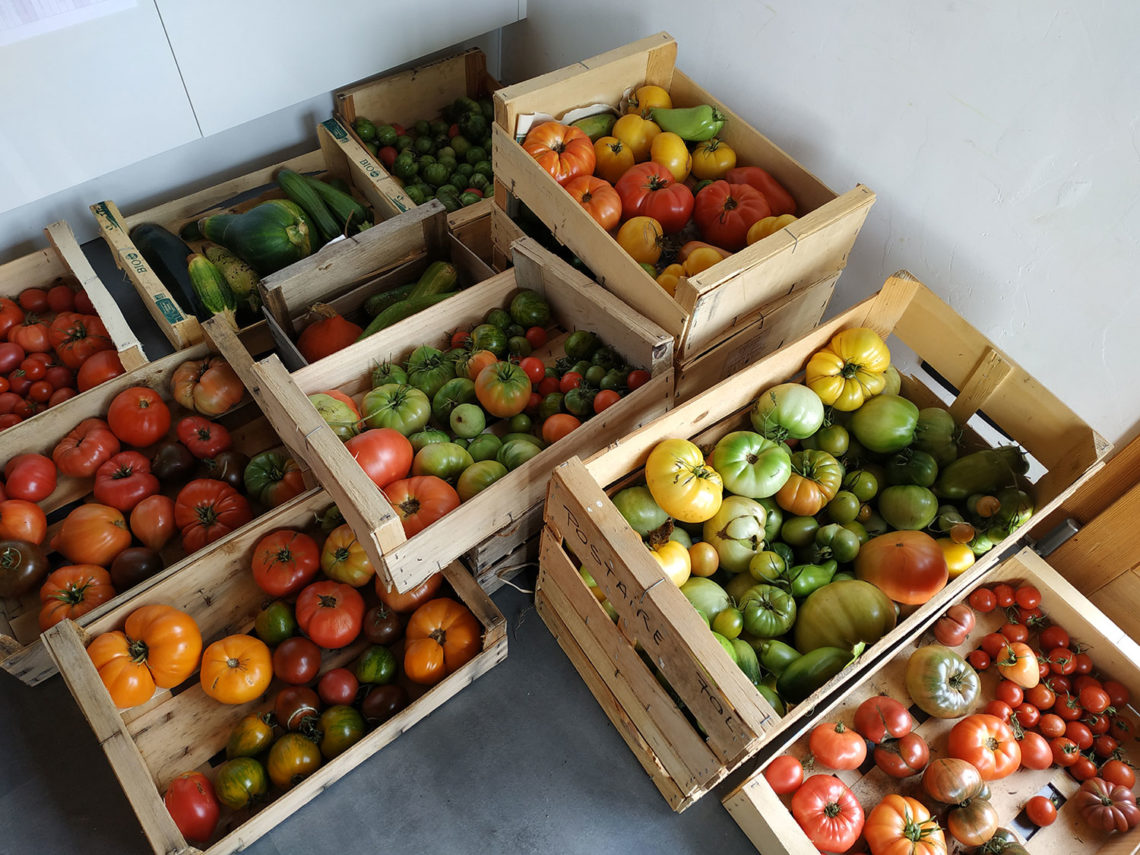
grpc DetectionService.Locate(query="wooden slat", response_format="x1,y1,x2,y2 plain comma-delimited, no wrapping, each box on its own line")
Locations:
1049,481,1140,592
1033,434,1140,534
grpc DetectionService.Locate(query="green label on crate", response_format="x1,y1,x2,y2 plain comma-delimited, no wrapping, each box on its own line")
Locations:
154,295,184,324
322,118,348,141
91,201,121,230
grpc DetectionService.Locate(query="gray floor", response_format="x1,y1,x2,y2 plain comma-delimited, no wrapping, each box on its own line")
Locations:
0,240,761,854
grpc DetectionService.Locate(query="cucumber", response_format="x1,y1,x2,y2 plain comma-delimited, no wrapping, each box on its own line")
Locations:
357,292,455,340
408,261,458,299
204,245,261,318
277,168,341,244
129,223,207,320
363,282,415,317
186,253,237,329
303,176,372,234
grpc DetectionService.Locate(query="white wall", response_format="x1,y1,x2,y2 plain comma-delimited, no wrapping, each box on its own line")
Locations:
501,2,1140,445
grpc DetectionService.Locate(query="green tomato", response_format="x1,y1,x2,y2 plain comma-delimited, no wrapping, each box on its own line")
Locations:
850,394,920,453
751,383,826,442
497,438,542,471
404,184,427,205
702,496,767,574
501,432,545,449
739,584,797,639
563,386,597,418
612,486,668,537
812,523,861,564
599,369,628,391
465,144,487,165
355,645,396,684
843,520,869,545
471,323,508,357
485,308,513,330
912,407,960,466
584,365,607,385
405,345,456,399
375,125,397,147
254,600,296,644
360,384,431,436
885,448,939,487
709,430,792,499
422,162,451,187
564,330,600,361
757,497,783,542
877,484,939,530
843,469,879,502
456,460,507,501
449,135,471,157
793,579,896,653
508,413,532,433
538,393,564,421
802,424,850,458
748,550,786,583
394,135,414,153
412,442,473,483
409,429,450,452
680,577,732,622
431,377,477,425
508,336,532,357
509,289,552,327
319,705,366,760
466,433,502,462
825,490,861,524
450,403,486,438
780,515,820,548
590,346,623,370
370,361,407,387
668,527,692,548
473,160,493,179
712,607,744,640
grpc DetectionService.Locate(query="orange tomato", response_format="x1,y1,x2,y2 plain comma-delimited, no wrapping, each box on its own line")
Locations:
199,634,272,704
87,604,202,708
403,597,481,685
376,570,443,614
747,214,798,244
38,565,115,631
655,264,683,297
689,541,719,577
649,132,692,182
563,175,622,231
541,413,581,443
678,240,731,263
593,136,635,184
616,216,665,265
948,714,1021,780
52,503,131,566
682,247,724,276
626,84,671,118
463,349,499,382
0,498,47,545
611,114,661,162
522,122,595,185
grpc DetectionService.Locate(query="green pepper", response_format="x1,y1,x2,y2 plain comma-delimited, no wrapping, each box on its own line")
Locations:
811,523,861,564
776,642,865,704
754,638,801,676
649,104,726,141
784,562,837,599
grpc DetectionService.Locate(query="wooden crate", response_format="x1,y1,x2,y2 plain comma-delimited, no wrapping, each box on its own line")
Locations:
214,236,675,598
0,220,145,370
330,48,500,226
91,137,396,351
492,32,876,369
536,270,1110,810
723,548,1140,855
41,487,507,855
0,342,303,686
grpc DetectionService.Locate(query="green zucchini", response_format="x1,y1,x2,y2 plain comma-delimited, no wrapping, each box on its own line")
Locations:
197,200,313,275
408,261,458,299
277,168,341,244
363,282,415,317
357,292,455,340
776,642,864,704
129,223,207,320
204,245,261,318
303,176,372,233
186,253,237,329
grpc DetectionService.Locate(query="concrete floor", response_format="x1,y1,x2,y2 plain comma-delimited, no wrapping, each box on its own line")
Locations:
0,239,762,854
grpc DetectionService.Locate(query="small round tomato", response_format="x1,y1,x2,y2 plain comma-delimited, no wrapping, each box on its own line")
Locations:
107,386,172,447
764,755,804,795
594,389,621,413
1000,622,1029,644
272,636,322,685
1050,736,1080,767
1070,755,1099,782
1102,759,1136,789
524,327,547,349
1039,713,1067,738
992,583,1016,607
1046,674,1071,695
1066,721,1094,750
984,700,1013,722
1025,795,1057,827
559,372,582,394
1094,734,1119,758
627,369,650,390
1073,652,1094,675
317,668,359,707
1039,624,1070,651
19,357,45,380
1080,685,1111,715
808,721,867,770
1014,585,1041,609
967,649,991,671
1018,730,1052,770
1104,680,1130,708
1049,646,1077,675
995,680,1024,707
1111,715,1133,742
1055,693,1084,721
968,587,997,613
1014,703,1041,728
1085,713,1111,736
518,356,545,386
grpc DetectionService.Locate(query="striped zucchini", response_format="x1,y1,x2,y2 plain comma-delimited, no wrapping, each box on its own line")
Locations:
186,253,237,329
277,168,341,244
409,261,459,299
204,244,262,318
357,292,455,340
304,176,372,233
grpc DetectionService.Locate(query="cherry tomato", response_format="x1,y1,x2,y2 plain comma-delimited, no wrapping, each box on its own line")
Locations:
1025,795,1057,827
1000,622,1029,644
1094,734,1119,758
1070,755,1099,782
19,358,45,380
1104,680,1131,708
1014,702,1041,728
1018,731,1052,770
559,372,582,394
1066,721,1094,750
28,380,52,402
1110,715,1134,742
1046,674,1071,695
627,369,651,390
1025,683,1055,711
1073,652,1094,675
1085,713,1111,736
594,389,621,413
524,327,547,349
993,583,1016,607
1101,759,1136,789
1049,646,1076,675
317,668,359,707
995,681,1024,707
1039,714,1066,738
273,636,322,685
980,633,1009,658
449,330,471,349
984,700,1013,722
537,376,560,396
518,356,545,385
967,649,991,671
1073,676,1104,697
763,755,804,795
968,587,997,613
1039,625,1070,651
1037,654,1053,680
1018,605,1046,628
1055,694,1084,721
1014,585,1041,609
1050,736,1080,767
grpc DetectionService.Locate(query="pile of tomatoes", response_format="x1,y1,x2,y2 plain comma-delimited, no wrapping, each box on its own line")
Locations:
761,578,1139,854
520,83,799,293
144,533,482,844
0,284,127,430
0,355,311,634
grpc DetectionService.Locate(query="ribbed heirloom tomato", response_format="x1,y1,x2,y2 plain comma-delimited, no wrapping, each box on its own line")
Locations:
171,356,244,417
383,476,460,537
693,181,771,250
403,597,481,686
52,503,131,566
52,417,120,477
93,451,159,512
522,122,595,185
563,175,621,231
320,524,374,587
250,529,320,597
38,564,115,630
948,714,1021,780
614,162,694,234
174,479,252,552
475,361,531,418
107,386,171,447
86,604,203,708
790,775,864,852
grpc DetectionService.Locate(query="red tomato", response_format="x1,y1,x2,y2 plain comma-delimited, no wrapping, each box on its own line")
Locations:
593,389,621,413
107,386,171,447
176,416,232,459
853,695,913,744
1046,674,1071,695
173,479,252,553
251,529,320,597
1094,735,1119,758
164,771,220,843
541,413,581,443
724,166,796,216
1000,622,1029,644
873,731,930,779
537,376,560,396
7,370,30,397
345,428,413,489
808,721,867,770
10,319,51,353
1111,715,1133,742
46,283,76,313
48,387,76,407
627,369,651,390
1104,680,1131,708
559,372,583,394
1014,585,1041,609
564,175,623,231
789,775,864,852
947,714,1021,780
1070,755,1099,782
967,587,997,613
614,162,694,234
49,312,114,369
295,580,364,649
1073,652,1094,675
1050,736,1080,767
1039,624,1070,650
764,755,804,795
317,668,359,706
992,583,1016,608
93,451,159,512
1085,713,1111,736
1025,795,1058,827
19,357,45,380
966,649,991,671
1102,759,1136,789
519,356,546,386
693,180,771,250
18,288,48,312
0,300,24,340
1067,721,1094,750
273,636,322,685
1014,703,1041,728
1049,646,1077,674
4,452,56,501
1080,685,1112,715
52,417,120,477
1018,731,1052,770
979,632,1009,658
996,680,1024,707
1056,693,1084,721
854,530,948,605
524,327,547,349
0,342,23,374
1039,713,1066,738
984,700,1013,722
449,330,471,349
44,364,74,390
383,476,460,537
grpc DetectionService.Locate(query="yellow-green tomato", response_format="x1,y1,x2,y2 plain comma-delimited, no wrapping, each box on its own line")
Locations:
712,607,744,640
650,539,691,587
702,496,767,574
456,460,507,501
709,430,792,499
645,438,723,523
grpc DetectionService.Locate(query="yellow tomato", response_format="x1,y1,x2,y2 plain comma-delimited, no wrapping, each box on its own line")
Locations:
645,438,723,523
689,541,719,577
682,247,724,276
611,114,661,162
656,263,683,297
937,538,976,579
627,84,672,118
651,540,692,587
805,327,892,411
616,216,665,265
649,131,692,182
746,214,798,244
690,138,737,180
593,136,635,184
